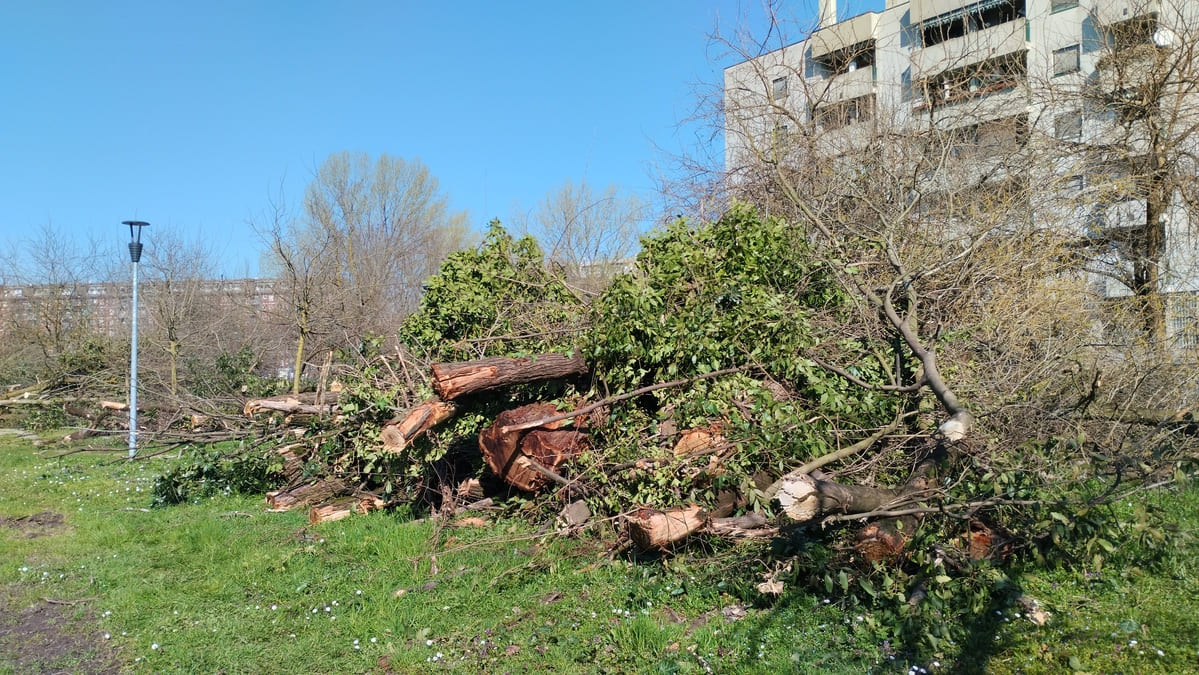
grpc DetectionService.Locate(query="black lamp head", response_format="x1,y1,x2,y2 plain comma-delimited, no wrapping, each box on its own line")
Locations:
122,220,149,263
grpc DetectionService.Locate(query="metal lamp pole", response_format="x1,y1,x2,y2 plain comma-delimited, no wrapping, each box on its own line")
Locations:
123,220,149,458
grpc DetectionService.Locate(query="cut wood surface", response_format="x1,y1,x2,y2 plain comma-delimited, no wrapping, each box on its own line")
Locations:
308,495,385,524
431,353,588,400
381,400,458,453
479,403,586,492
627,505,707,551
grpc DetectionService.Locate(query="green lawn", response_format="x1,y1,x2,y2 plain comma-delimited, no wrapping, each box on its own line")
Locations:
1,434,1196,673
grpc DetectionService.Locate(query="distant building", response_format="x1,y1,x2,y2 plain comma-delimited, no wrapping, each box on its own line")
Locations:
724,0,1198,348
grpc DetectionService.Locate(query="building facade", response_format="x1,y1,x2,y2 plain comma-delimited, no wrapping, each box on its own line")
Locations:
724,0,1199,347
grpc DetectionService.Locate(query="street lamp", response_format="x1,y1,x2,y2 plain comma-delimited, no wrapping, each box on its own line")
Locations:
123,220,149,458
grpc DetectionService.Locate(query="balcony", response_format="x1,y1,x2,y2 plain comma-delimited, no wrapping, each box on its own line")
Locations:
810,66,875,105
810,12,879,59
912,19,1027,80
1094,0,1160,27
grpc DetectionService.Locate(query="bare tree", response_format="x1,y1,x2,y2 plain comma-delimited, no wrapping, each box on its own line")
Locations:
257,152,470,392
140,227,223,398
0,223,109,385
515,180,647,294
1041,0,1199,344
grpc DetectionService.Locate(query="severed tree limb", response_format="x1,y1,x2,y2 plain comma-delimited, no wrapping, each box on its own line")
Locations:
763,414,907,502
776,456,938,524
499,365,754,435
431,353,588,400
381,400,459,453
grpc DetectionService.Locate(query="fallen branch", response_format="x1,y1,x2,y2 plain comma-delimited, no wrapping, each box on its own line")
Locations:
763,414,906,501
500,366,753,435
432,353,588,401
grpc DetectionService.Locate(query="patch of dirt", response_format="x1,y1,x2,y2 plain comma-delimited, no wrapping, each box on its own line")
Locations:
0,586,122,674
0,510,67,538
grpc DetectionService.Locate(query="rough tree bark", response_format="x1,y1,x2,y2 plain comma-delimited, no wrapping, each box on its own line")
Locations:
431,353,588,400
381,400,459,453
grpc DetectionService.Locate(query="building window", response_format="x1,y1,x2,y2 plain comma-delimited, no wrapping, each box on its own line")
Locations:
772,76,788,100
1050,0,1078,12
1053,44,1080,76
1055,110,1082,140
814,41,876,77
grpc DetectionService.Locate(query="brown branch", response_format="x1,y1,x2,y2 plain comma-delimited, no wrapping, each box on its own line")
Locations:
763,414,907,501
499,365,754,435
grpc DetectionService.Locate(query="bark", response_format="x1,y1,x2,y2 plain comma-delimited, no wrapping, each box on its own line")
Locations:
708,512,778,539
265,477,348,511
627,505,707,551
431,353,588,400
775,458,937,524
380,400,459,453
478,403,586,492
243,392,340,417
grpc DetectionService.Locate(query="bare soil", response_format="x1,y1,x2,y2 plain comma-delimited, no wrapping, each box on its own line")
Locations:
0,510,122,673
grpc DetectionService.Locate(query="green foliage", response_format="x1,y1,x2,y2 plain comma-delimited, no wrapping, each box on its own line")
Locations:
583,204,896,510
22,405,70,432
188,346,283,401
53,335,114,379
151,443,279,506
401,221,584,362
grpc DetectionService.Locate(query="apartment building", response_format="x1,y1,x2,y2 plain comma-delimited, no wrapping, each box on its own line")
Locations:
724,0,1199,347
0,278,283,341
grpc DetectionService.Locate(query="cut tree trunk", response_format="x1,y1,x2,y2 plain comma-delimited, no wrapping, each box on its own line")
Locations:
308,495,386,524
381,400,459,453
244,392,341,418
627,505,707,551
478,403,586,492
431,353,588,401
776,458,937,524
707,512,777,539
265,477,348,511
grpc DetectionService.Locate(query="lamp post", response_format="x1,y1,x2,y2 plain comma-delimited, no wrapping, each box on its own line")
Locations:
123,220,149,458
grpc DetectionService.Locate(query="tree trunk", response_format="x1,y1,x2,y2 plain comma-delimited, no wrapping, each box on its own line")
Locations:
308,495,386,524
265,477,347,511
381,400,459,453
244,392,340,417
478,403,586,491
627,505,707,551
431,353,588,400
775,458,937,523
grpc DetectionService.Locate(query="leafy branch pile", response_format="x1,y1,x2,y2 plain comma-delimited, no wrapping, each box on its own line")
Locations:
155,209,1197,664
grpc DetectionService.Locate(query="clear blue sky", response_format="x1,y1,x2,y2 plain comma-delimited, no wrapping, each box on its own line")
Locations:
1,1,883,278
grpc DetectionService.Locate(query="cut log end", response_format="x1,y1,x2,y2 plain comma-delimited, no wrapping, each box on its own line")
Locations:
775,474,822,522
627,505,706,551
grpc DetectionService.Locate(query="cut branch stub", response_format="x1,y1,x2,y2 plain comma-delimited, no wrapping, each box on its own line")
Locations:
431,353,588,401
775,473,902,523
627,505,707,551
479,403,586,492
381,400,458,453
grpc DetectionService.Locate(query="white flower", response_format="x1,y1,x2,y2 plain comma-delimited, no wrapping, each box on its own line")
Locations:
151,643,159,650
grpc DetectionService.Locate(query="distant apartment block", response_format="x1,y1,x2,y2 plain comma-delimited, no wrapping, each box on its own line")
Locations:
724,0,1199,347
0,278,283,340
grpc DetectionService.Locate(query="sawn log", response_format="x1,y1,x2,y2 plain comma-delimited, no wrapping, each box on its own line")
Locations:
431,353,588,401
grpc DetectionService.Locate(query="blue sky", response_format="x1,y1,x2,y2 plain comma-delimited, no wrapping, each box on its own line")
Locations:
1,1,883,278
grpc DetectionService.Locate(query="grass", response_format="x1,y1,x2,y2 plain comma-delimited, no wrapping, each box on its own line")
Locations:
1,432,1197,673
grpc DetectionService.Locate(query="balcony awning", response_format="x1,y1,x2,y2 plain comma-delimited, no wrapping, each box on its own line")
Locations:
921,0,1010,30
